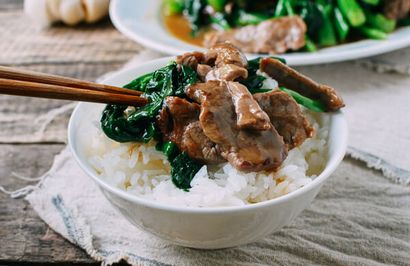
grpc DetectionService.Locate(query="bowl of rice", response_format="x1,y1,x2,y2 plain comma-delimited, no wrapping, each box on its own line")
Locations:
68,57,348,249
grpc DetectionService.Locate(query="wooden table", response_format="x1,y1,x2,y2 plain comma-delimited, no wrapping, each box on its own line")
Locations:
0,2,141,264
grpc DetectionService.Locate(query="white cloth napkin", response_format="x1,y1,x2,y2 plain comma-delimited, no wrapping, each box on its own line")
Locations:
7,47,410,265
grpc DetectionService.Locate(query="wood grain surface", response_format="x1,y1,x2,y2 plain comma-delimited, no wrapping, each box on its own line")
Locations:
0,1,141,264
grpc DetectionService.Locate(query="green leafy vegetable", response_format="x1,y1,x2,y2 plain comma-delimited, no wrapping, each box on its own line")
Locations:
365,12,396,33
296,1,324,39
237,10,270,26
156,141,204,190
170,152,204,190
317,4,337,46
101,62,197,143
337,0,366,27
356,26,387,40
304,35,318,52
184,0,208,36
156,141,179,161
275,0,294,17
241,56,286,93
164,0,185,15
361,0,380,5
279,87,326,112
101,62,201,190
207,0,226,12
210,12,231,30
333,7,350,41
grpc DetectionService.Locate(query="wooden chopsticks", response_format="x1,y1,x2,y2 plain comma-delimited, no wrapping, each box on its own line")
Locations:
0,66,148,106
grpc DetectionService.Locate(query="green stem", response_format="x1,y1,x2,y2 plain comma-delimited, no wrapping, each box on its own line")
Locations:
337,0,366,27
334,7,350,41
357,26,388,39
279,87,326,112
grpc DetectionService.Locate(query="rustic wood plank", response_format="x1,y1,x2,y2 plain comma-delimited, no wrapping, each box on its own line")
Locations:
0,1,142,264
0,144,95,264
0,1,143,144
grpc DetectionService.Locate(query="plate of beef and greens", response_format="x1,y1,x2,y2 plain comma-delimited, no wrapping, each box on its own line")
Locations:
69,43,348,248
110,0,410,65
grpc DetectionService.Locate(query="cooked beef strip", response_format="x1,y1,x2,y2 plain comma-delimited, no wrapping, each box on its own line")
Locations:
204,42,248,68
186,80,287,172
254,90,313,149
157,96,199,145
260,57,344,112
176,51,205,70
226,81,271,131
156,96,224,164
181,121,224,164
205,63,248,81
204,16,307,54
383,0,410,20
196,64,212,81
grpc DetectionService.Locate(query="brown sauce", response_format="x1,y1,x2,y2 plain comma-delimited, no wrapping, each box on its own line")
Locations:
163,14,208,47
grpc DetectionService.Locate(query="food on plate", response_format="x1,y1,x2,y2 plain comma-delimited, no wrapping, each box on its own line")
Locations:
163,0,410,54
86,43,344,207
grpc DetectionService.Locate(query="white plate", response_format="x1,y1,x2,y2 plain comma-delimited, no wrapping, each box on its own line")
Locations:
110,0,410,66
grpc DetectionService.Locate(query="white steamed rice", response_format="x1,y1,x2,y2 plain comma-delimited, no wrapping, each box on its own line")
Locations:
84,107,329,208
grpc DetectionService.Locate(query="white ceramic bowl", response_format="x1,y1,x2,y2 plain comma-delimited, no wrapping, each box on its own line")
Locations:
68,57,348,249
110,0,410,66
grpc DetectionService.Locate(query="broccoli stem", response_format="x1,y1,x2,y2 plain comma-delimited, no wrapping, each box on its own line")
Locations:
337,0,366,27
317,5,338,46
279,87,326,112
304,35,318,52
334,7,350,41
357,26,388,39
365,12,396,33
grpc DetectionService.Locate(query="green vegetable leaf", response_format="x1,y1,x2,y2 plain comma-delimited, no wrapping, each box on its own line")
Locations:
100,62,197,143
156,141,180,161
184,0,208,36
279,87,326,112
171,152,204,190
241,56,286,93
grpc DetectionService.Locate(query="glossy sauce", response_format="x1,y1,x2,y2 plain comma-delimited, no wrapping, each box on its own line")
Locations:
163,14,207,47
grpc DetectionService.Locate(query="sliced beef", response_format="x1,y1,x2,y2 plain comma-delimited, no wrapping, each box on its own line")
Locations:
204,16,307,54
254,90,313,149
226,81,271,131
204,42,248,68
260,57,344,112
156,96,224,164
205,63,248,81
176,51,205,70
186,80,287,172
181,121,223,164
196,64,212,81
383,0,410,20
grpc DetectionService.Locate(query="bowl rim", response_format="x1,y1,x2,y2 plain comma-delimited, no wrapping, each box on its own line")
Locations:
68,57,348,214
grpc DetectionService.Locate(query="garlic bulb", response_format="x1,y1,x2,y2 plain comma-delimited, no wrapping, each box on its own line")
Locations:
24,0,110,27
